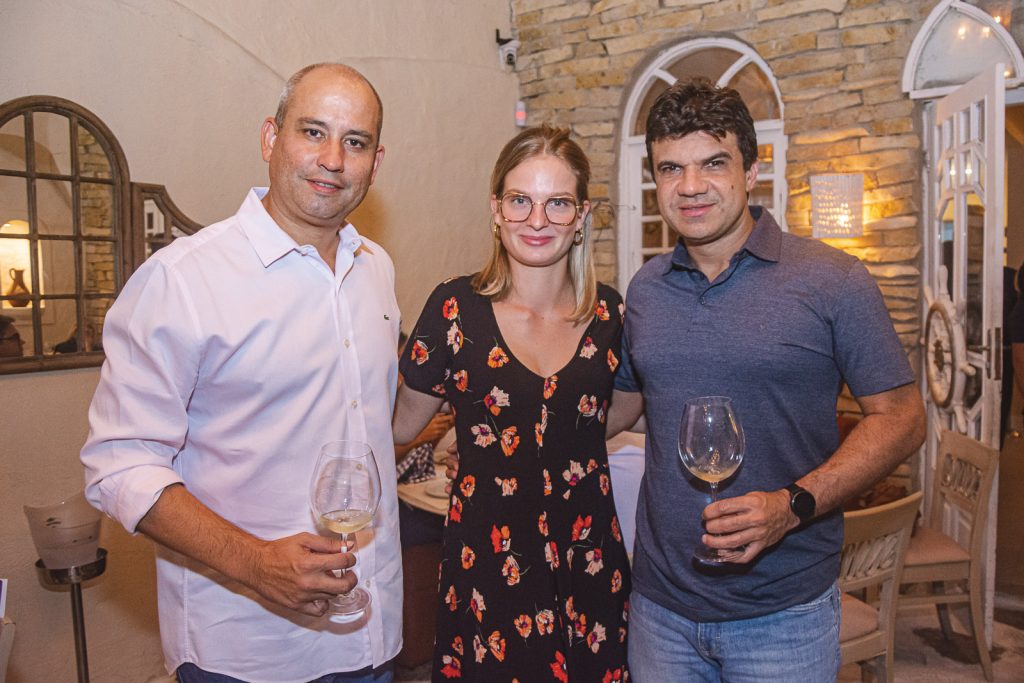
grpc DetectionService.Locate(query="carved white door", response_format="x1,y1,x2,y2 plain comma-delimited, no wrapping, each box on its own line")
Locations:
922,63,1004,643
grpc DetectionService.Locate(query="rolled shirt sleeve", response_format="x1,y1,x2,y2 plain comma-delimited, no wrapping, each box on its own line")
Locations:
82,257,201,532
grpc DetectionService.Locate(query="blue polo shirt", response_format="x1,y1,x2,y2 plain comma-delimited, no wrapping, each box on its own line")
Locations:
616,207,914,621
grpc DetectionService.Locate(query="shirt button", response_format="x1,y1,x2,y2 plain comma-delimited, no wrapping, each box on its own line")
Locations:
351,400,358,408
344,339,351,348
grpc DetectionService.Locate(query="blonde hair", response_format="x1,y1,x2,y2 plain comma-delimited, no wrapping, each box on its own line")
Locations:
471,125,597,324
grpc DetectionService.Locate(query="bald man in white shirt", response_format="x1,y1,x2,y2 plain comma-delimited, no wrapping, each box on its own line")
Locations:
81,63,402,683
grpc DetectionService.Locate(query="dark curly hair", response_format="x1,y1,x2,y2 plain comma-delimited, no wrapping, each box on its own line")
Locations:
645,78,758,175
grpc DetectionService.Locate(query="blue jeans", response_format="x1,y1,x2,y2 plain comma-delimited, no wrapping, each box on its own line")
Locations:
627,585,840,682
176,662,394,683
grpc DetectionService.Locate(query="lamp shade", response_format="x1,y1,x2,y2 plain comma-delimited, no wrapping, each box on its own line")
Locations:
811,173,864,238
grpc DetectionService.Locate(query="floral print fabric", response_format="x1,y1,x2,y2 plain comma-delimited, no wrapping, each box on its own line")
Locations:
400,276,631,682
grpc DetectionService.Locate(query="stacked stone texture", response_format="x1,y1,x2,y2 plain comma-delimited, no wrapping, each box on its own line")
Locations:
77,126,116,342
510,0,954,368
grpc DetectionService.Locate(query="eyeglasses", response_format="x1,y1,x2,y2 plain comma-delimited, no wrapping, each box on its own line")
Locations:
499,192,581,226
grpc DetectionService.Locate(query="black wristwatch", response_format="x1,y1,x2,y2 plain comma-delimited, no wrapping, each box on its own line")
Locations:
785,483,816,522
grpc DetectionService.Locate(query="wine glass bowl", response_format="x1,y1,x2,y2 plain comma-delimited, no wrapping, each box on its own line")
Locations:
678,396,745,564
310,440,381,619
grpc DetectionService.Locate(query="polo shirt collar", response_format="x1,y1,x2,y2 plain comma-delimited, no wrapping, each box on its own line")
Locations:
665,205,782,274
239,187,364,268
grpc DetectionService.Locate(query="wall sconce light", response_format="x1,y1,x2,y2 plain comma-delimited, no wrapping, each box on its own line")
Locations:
811,173,864,238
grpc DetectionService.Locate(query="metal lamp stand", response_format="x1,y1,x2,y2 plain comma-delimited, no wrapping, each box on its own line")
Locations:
34,548,107,683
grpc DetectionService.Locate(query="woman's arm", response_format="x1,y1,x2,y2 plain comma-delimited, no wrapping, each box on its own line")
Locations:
393,383,446,445
605,389,645,438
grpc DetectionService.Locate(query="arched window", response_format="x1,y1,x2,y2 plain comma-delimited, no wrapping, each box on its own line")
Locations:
902,0,1024,99
617,38,786,290
0,96,199,374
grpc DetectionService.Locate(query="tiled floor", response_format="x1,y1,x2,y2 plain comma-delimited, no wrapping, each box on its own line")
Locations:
397,594,1024,682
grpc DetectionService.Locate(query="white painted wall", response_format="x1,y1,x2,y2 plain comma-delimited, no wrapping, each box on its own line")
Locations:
0,1,517,680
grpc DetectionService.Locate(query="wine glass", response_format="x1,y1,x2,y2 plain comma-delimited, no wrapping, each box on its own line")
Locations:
678,396,745,565
309,440,382,619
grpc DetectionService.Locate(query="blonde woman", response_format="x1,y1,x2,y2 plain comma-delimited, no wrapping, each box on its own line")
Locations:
394,126,631,681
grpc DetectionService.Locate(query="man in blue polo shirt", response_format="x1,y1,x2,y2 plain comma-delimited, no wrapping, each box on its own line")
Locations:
611,79,925,681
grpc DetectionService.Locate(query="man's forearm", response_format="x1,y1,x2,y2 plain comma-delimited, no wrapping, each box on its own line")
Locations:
798,383,925,516
136,483,263,586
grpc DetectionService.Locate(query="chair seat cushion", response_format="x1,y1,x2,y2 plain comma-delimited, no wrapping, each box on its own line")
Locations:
905,526,970,566
840,593,878,642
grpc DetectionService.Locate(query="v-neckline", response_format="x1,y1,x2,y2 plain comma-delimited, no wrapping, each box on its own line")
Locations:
483,295,597,382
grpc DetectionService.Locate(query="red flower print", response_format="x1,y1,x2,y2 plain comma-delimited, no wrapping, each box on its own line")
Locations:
411,339,429,365
599,472,610,495
483,386,510,416
543,469,552,496
618,301,625,322
472,424,496,448
494,476,518,496
579,336,597,359
452,635,464,656
536,609,555,635
449,497,462,524
502,555,521,586
603,668,625,683
487,345,509,368
551,651,568,683
566,596,578,621
571,515,593,541
461,544,476,569
587,459,598,473
578,394,598,417
487,630,506,662
470,588,486,623
598,400,608,424
514,614,533,638
594,299,610,321
439,654,461,678
490,524,511,553
500,426,520,456
607,348,619,371
446,322,464,354
443,297,459,320
460,475,476,498
537,511,549,536
611,569,623,594
445,585,459,611
543,374,558,399
454,369,469,392
545,541,560,570
611,516,622,542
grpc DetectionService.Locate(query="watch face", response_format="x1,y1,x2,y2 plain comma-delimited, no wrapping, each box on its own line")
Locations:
792,490,815,519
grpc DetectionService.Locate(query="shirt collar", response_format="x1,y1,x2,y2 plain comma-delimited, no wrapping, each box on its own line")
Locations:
239,187,364,268
664,205,782,274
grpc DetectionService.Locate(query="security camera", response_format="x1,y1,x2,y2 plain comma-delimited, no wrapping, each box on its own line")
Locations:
499,40,520,68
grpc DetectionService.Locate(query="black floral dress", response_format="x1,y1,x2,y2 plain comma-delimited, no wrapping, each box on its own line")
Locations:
399,276,631,683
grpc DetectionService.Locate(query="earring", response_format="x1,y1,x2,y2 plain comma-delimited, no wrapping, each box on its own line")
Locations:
573,227,584,245
492,222,501,238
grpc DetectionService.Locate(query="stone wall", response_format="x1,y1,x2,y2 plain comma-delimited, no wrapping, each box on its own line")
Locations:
508,0,1016,376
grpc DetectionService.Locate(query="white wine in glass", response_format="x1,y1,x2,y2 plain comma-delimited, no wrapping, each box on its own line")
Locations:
678,396,745,565
310,440,381,619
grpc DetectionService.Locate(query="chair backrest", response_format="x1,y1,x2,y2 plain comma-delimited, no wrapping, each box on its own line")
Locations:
926,430,999,559
840,490,923,595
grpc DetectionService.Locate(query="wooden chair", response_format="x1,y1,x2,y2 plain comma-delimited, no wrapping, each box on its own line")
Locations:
0,617,14,683
839,491,923,683
898,430,998,681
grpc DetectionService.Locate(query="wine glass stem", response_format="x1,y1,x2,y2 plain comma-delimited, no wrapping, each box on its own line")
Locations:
338,531,351,596
709,482,719,504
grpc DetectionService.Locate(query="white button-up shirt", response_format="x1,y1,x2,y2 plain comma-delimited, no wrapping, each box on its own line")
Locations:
82,189,402,682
